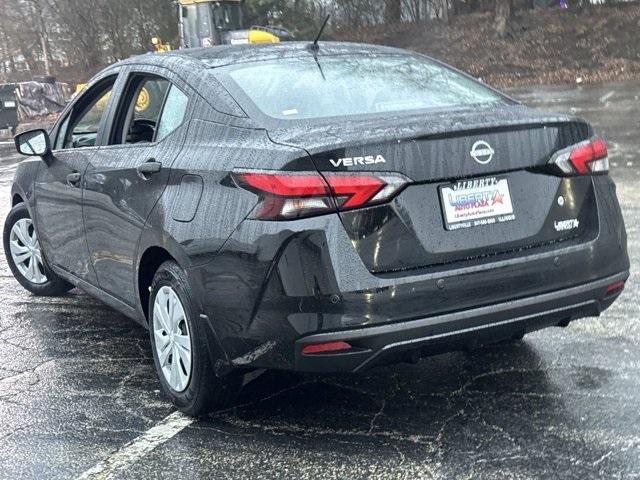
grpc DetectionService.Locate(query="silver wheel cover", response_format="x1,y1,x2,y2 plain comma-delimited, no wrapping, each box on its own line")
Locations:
9,218,48,285
153,286,192,392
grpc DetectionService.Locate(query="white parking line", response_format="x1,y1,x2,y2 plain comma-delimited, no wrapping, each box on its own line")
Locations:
75,411,195,480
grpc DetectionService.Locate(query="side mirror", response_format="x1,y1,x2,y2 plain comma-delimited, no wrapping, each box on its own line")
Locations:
15,129,52,158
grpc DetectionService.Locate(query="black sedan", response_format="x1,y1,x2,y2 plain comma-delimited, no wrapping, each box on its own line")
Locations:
4,42,629,416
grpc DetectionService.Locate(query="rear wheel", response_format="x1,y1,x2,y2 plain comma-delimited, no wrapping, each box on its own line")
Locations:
3,203,73,296
149,260,241,416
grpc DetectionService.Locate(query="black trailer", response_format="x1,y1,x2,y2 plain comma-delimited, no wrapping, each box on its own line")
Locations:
0,84,18,134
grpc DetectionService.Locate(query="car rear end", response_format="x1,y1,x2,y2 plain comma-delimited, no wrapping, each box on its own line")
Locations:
203,47,629,372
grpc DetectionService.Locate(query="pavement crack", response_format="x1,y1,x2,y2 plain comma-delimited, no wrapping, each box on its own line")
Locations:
0,424,34,443
479,418,521,448
367,399,386,434
435,409,465,446
388,442,406,466
210,379,319,418
217,415,436,445
592,450,614,467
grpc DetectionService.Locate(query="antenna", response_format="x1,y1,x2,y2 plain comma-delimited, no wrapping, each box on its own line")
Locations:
309,14,330,52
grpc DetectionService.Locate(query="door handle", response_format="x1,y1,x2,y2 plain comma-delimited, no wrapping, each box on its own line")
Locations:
67,172,82,186
137,159,162,177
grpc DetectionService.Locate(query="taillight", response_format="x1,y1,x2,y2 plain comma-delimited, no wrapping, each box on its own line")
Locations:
549,137,609,175
232,170,410,220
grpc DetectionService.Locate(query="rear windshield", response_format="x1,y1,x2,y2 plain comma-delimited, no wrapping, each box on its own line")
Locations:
216,54,505,121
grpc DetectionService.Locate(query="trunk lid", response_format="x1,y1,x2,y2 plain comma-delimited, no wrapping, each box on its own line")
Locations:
269,105,599,274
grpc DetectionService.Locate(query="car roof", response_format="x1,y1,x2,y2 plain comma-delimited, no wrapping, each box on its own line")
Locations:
117,41,413,70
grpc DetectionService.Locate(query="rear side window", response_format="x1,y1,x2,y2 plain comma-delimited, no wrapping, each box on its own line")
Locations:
156,85,189,142
111,76,170,144
216,55,505,121
109,75,188,145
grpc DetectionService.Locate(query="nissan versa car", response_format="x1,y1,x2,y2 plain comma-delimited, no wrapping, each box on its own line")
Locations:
4,43,628,415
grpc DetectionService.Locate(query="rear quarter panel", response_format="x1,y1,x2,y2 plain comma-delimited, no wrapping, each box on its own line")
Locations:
145,118,312,267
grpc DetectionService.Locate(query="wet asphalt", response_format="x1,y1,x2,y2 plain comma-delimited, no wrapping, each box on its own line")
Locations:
0,81,638,480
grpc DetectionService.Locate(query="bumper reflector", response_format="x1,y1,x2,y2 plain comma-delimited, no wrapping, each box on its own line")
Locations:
605,280,625,296
301,341,352,355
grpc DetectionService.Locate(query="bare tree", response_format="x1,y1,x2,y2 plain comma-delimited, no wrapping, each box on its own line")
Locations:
24,0,54,75
0,16,18,81
438,0,450,23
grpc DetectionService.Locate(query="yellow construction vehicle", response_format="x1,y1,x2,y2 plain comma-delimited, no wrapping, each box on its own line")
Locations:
178,0,292,48
151,37,172,53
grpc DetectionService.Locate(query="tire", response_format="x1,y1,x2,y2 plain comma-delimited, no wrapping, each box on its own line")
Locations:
3,203,73,296
149,260,242,416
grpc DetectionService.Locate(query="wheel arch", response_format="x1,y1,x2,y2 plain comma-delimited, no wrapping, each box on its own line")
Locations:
137,246,174,322
9,184,35,232
135,230,193,323
10,182,30,211
12,193,24,206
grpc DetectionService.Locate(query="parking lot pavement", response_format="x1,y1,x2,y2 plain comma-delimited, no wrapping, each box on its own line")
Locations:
0,81,638,480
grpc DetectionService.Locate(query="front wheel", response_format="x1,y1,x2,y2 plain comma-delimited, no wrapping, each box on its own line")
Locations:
3,203,73,296
149,260,241,416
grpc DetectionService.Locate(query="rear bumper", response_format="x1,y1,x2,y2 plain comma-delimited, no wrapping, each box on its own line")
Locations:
295,271,628,372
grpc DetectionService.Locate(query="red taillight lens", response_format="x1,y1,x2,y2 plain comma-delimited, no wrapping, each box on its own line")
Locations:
326,175,385,209
234,173,329,197
233,170,410,220
234,171,333,219
301,341,352,355
549,137,609,175
605,280,625,296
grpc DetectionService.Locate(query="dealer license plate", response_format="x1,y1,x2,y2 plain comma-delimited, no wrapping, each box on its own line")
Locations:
439,176,515,230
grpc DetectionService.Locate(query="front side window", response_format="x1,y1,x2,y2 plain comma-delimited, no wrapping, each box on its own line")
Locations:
216,54,506,121
58,77,116,149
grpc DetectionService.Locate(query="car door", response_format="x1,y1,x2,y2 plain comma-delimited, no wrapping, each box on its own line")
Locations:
34,73,121,283
83,68,191,305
